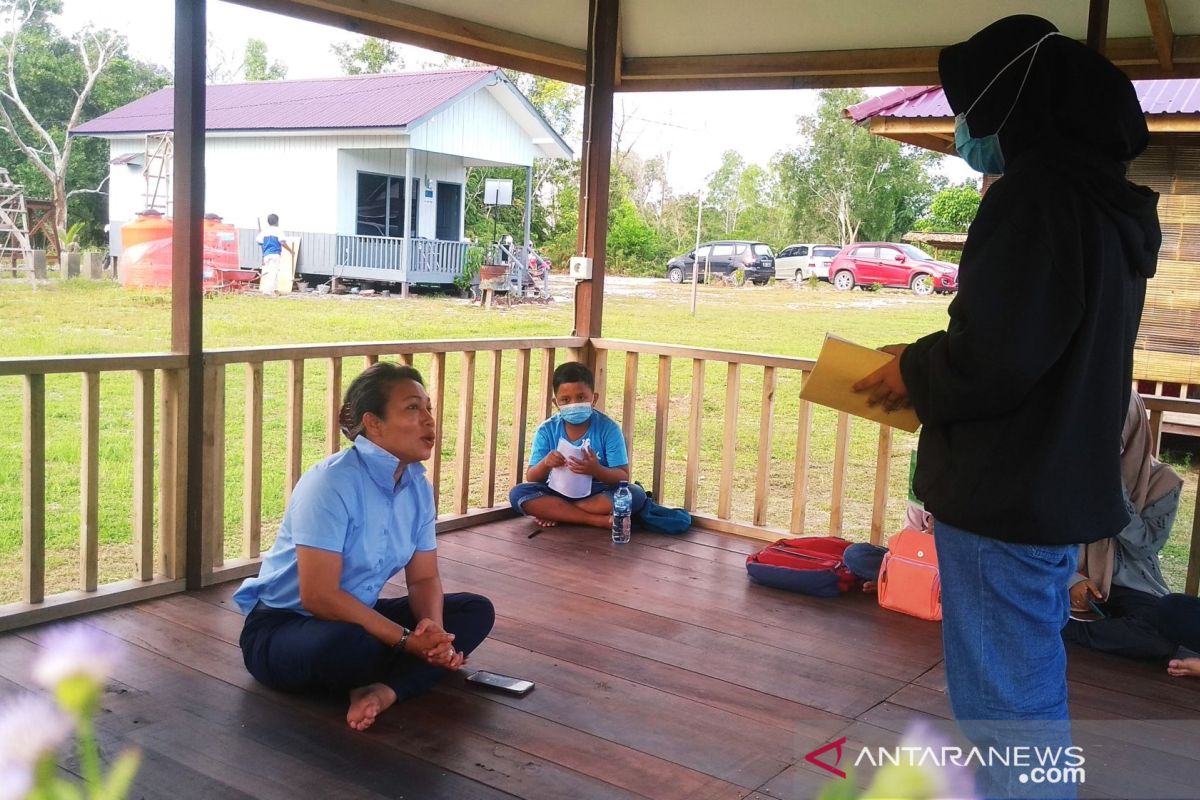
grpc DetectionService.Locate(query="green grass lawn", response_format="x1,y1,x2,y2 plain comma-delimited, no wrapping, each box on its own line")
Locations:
1,277,1196,602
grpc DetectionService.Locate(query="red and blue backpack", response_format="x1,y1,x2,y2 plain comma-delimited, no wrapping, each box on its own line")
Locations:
745,536,859,597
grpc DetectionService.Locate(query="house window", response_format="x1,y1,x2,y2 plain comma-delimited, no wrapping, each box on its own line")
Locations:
356,172,419,238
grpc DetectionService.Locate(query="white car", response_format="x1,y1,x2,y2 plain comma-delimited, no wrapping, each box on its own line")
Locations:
774,244,841,281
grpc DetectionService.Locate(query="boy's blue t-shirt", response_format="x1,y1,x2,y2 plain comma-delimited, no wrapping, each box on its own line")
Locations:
256,225,285,257
529,409,628,477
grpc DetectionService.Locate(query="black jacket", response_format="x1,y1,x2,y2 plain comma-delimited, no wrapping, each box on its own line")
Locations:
900,16,1162,545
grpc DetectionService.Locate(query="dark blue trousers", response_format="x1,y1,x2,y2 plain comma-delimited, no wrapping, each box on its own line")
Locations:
240,592,494,701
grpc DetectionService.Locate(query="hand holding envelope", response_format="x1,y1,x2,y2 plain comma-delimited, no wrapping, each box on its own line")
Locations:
799,335,921,432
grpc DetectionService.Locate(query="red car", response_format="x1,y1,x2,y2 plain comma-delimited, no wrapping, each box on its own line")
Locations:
827,242,958,296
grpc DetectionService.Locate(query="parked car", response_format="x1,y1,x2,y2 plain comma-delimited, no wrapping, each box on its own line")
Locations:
827,242,958,295
774,243,840,281
666,241,775,285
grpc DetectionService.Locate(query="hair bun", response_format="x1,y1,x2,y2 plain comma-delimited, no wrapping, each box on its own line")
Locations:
338,402,360,441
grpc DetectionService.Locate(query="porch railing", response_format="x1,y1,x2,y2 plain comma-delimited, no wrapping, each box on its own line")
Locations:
3,338,1199,630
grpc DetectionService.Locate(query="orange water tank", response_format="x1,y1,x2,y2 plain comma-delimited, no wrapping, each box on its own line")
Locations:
119,210,174,289
203,213,239,273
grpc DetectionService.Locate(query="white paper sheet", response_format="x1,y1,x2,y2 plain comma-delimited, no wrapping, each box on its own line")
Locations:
547,437,593,498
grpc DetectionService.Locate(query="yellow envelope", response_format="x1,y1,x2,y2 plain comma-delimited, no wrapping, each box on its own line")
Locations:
799,335,921,432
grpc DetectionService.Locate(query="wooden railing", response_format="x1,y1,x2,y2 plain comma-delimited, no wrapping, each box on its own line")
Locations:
1,353,191,631
590,338,902,544
3,337,1199,630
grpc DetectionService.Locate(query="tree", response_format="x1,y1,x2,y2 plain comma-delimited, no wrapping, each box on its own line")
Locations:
0,2,168,246
332,36,403,75
915,182,981,232
780,89,942,245
243,38,287,81
706,150,746,234
0,0,121,237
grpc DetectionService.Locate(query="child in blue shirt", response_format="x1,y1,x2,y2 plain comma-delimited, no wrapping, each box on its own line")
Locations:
255,212,294,295
509,361,646,528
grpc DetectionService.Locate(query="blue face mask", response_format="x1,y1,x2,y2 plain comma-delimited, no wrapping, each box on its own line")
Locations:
954,31,1059,175
954,114,1006,175
559,402,593,424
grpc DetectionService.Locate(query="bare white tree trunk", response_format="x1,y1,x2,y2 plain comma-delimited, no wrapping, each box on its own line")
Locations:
0,2,120,238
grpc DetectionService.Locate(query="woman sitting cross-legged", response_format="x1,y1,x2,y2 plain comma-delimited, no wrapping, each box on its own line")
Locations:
234,362,495,731
1062,392,1183,661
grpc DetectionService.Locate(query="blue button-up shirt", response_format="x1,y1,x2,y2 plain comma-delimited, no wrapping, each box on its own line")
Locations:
233,435,437,614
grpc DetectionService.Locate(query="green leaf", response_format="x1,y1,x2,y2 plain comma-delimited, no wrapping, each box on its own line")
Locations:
98,749,141,800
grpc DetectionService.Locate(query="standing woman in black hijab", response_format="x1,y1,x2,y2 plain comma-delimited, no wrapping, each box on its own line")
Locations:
856,14,1161,798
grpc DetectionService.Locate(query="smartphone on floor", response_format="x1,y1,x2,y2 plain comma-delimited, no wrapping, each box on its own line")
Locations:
465,670,535,696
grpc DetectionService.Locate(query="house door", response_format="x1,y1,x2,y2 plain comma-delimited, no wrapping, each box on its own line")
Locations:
436,182,462,241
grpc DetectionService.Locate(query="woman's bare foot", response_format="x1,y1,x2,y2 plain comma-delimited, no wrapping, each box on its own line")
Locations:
1167,658,1200,678
347,682,397,731
533,517,557,527
861,580,877,593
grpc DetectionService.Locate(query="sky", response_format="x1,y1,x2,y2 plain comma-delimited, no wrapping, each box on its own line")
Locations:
56,0,977,194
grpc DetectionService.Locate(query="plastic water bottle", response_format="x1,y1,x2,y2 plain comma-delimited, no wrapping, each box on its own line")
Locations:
612,482,633,544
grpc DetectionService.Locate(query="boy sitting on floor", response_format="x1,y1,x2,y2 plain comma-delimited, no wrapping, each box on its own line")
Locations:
509,361,646,529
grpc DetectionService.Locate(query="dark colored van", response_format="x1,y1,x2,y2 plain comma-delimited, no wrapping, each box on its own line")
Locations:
666,241,775,285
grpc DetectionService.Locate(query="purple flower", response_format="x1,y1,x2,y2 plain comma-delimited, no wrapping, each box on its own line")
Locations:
0,692,72,767
32,624,119,690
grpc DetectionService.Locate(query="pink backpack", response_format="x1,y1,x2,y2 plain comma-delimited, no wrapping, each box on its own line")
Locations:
877,528,942,621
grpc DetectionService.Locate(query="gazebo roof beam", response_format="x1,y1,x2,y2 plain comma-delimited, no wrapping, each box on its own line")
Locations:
226,0,588,83
1146,0,1176,70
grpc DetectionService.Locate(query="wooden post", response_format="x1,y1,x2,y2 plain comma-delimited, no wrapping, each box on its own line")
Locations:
717,363,739,520
652,355,671,500
573,0,620,350
790,387,813,534
429,352,447,511
285,360,305,504
753,366,776,527
593,347,608,411
482,351,502,507
23,374,45,604
133,370,155,580
509,349,531,488
621,352,638,459
175,0,206,590
1087,0,1109,54
1187,474,1200,597
830,412,851,536
201,364,226,574
453,351,476,515
326,356,342,455
80,371,100,591
683,358,704,511
870,425,893,545
242,362,263,559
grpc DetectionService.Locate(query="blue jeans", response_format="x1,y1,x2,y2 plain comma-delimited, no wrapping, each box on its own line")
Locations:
935,520,1078,800
508,481,647,516
843,542,887,581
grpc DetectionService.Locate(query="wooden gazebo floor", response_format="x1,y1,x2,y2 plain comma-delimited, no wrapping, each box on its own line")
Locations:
3,519,1200,799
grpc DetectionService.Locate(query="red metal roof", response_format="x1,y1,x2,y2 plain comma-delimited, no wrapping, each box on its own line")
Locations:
72,68,499,135
847,79,1200,123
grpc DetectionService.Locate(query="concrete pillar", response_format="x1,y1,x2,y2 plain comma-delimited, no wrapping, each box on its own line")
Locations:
65,252,81,278
27,249,46,279
81,252,104,280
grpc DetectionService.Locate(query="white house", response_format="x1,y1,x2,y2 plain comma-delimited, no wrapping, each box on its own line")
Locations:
72,67,571,286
